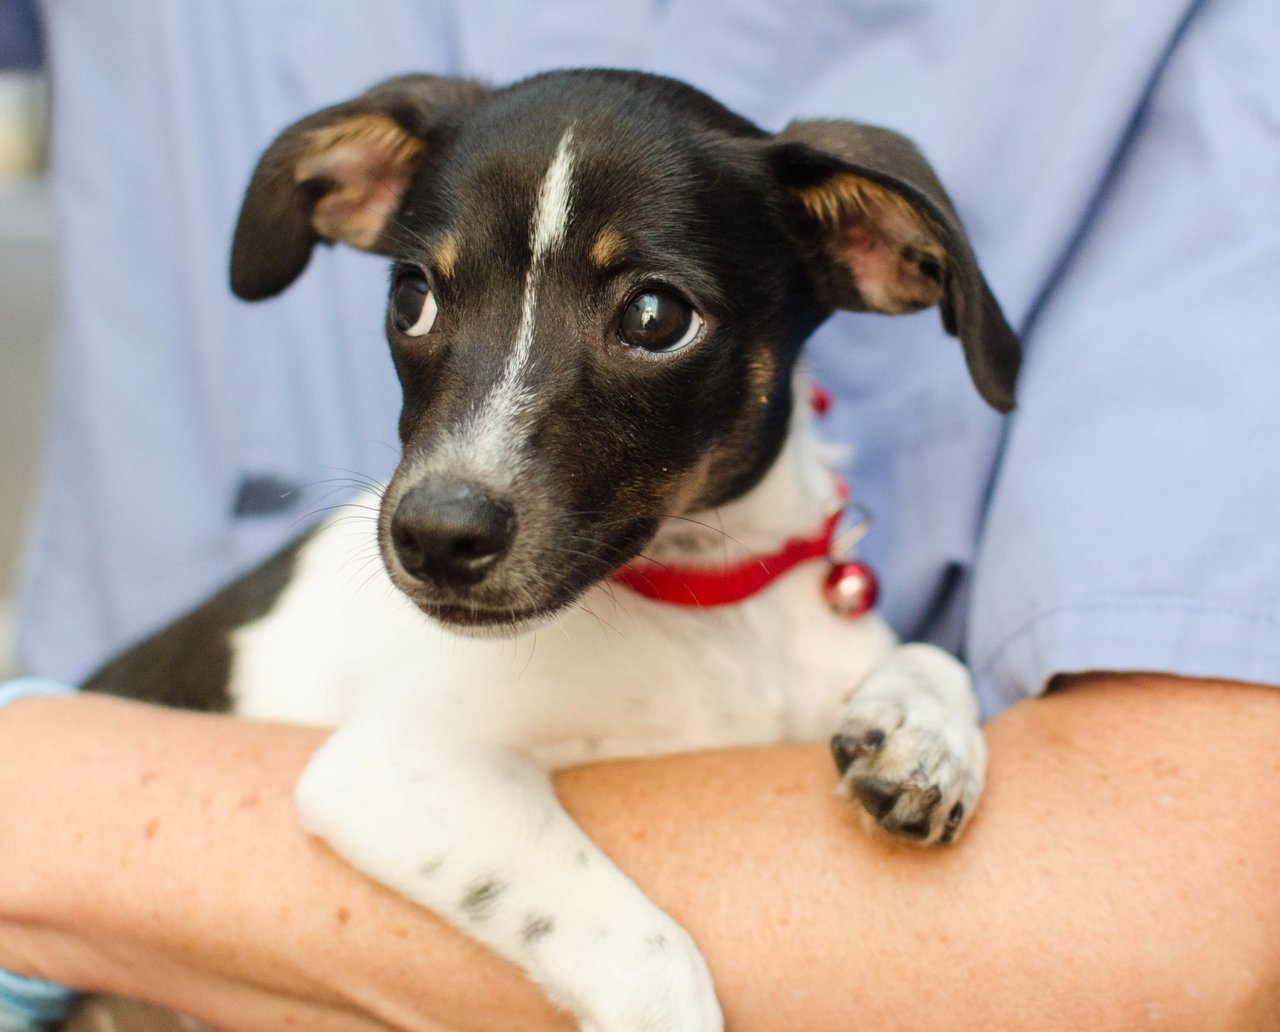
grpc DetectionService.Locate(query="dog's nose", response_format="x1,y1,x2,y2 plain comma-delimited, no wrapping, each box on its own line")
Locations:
390,482,515,587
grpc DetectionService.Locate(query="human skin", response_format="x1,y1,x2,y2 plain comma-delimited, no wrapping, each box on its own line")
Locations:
0,675,1277,1032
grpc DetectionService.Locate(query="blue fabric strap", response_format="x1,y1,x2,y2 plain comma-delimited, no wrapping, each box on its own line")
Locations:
0,677,76,710
0,969,74,1032
0,678,78,1031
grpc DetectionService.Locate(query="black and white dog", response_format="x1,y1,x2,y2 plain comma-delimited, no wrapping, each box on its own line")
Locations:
84,70,1019,1032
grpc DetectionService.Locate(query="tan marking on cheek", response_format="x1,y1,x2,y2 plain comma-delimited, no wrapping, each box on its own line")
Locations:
651,367,778,521
664,453,718,517
592,226,626,268
747,352,778,404
297,114,425,250
434,234,459,279
614,458,707,525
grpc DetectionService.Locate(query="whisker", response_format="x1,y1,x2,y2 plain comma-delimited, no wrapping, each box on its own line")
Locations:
515,632,538,682
318,466,387,492
294,502,381,525
572,599,617,638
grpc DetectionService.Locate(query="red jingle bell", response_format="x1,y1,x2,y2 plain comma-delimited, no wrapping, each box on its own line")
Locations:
823,561,878,618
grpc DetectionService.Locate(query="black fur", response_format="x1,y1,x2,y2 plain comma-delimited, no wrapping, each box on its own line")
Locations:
460,877,507,921
522,914,556,944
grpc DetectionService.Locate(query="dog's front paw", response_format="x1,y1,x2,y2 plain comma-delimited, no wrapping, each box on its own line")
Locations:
831,643,985,846
571,923,722,1032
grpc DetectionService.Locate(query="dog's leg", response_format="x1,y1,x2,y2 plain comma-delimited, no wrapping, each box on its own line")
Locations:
830,643,986,846
295,689,723,1032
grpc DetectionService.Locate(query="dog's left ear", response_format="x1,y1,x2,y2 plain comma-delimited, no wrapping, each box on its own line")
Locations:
768,121,1021,411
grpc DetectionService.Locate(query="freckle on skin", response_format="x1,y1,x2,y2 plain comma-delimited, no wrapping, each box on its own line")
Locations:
139,770,158,786
336,906,351,927
144,818,161,840
237,792,261,809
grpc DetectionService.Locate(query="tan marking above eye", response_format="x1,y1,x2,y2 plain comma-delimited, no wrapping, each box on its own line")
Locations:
434,234,459,279
591,226,626,268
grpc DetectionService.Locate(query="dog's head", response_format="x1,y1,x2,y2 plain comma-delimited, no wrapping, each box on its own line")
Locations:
231,70,1019,631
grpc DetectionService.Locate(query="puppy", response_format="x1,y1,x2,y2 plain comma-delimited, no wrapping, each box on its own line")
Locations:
76,69,1019,1032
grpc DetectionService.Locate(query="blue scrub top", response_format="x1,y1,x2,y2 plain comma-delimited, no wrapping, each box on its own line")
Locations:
18,0,1280,716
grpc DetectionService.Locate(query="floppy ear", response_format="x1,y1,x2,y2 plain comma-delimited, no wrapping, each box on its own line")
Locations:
230,75,486,301
768,120,1021,411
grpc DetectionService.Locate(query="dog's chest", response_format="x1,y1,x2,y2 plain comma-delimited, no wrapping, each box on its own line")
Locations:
227,504,897,761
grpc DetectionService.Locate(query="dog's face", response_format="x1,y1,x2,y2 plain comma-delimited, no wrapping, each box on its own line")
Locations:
232,71,1019,631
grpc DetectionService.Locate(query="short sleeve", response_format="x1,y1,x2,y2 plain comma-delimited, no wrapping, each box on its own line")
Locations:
967,0,1280,712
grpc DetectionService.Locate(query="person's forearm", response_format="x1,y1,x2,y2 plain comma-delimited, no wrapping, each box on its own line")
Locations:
563,675,1280,1032
0,695,503,1032
1,680,1278,1032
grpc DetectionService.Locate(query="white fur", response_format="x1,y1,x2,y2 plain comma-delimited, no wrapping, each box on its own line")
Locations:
531,127,575,263
506,127,575,389
436,128,576,488
228,380,985,1032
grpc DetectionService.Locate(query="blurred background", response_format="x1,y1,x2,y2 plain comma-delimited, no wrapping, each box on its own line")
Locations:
0,0,50,676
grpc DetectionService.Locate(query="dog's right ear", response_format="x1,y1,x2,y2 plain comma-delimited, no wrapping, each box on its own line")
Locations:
230,75,486,301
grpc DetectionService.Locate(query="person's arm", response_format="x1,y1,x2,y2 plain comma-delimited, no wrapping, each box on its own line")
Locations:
1,677,1278,1032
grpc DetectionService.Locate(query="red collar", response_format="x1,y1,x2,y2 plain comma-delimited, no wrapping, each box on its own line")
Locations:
610,509,843,608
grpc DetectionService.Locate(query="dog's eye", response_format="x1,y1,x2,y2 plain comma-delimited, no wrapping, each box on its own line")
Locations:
618,291,704,353
390,272,438,337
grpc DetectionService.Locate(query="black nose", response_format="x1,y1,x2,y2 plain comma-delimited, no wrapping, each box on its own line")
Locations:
390,482,515,587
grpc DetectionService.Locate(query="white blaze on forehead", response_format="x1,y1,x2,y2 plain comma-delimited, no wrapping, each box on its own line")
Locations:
511,127,576,374
531,128,576,261
441,127,577,484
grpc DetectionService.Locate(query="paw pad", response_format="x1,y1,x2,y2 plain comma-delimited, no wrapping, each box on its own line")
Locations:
939,802,965,845
830,728,886,775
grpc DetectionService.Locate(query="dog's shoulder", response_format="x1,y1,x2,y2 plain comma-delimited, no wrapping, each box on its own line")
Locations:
84,528,318,711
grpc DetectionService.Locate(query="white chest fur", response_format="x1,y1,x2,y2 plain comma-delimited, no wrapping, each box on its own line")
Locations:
228,495,897,767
